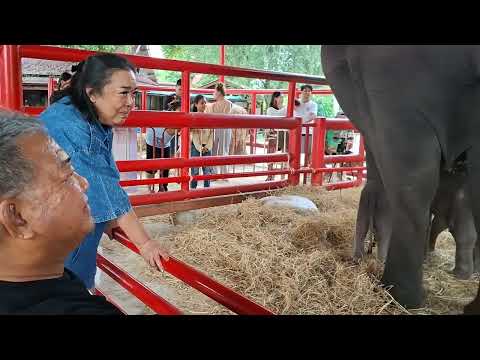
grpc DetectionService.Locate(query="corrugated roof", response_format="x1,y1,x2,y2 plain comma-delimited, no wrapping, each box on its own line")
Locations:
21,58,165,87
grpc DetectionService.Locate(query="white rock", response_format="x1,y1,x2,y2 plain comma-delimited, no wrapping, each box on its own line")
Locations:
260,195,319,215
171,209,204,226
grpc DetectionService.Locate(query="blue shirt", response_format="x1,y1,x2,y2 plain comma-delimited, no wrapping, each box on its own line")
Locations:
145,127,175,148
39,97,132,223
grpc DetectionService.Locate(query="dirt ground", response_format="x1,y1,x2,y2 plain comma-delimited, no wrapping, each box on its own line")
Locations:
96,186,478,315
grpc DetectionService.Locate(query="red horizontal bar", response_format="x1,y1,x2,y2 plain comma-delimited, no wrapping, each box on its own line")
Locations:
314,166,366,174
19,45,328,85
139,86,333,96
116,154,289,172
94,288,127,315
96,254,183,315
128,181,288,206
120,111,301,129
192,169,290,181
23,106,44,116
112,229,274,315
324,119,358,131
325,178,364,191
119,176,187,187
324,155,364,164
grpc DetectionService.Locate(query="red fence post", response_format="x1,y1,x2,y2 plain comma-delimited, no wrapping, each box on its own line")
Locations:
0,45,22,110
219,45,225,84
356,134,365,183
311,117,326,186
287,81,301,186
47,77,55,106
181,71,191,192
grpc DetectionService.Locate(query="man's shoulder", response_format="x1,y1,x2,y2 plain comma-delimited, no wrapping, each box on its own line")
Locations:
0,269,123,315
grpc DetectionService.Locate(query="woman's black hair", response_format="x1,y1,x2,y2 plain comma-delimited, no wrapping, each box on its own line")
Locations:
191,94,205,112
168,99,182,111
51,53,136,123
269,91,282,110
56,72,72,90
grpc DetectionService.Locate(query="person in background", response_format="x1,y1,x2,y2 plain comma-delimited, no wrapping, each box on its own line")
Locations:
40,53,169,291
164,78,181,110
145,100,181,192
190,95,214,189
0,110,122,314
295,84,318,156
205,82,233,177
265,92,300,180
58,72,73,91
229,104,249,156
49,72,73,104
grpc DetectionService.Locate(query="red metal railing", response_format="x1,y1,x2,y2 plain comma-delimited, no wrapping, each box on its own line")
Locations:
1,44,366,315
112,228,273,315
96,254,183,315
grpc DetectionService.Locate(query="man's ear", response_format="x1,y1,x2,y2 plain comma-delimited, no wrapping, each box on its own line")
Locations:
0,200,35,240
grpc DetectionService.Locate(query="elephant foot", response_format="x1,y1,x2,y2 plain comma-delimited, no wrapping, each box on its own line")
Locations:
452,268,472,280
464,299,480,315
382,277,426,309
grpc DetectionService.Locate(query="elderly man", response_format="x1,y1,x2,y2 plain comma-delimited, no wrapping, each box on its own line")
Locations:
0,110,122,314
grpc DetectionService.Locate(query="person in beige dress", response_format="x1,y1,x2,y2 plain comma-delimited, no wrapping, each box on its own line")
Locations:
205,82,233,176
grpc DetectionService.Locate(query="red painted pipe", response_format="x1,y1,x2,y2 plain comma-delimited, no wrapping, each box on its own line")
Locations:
325,178,364,191
23,106,45,116
119,176,187,187
314,166,367,174
324,155,364,164
116,154,289,172
120,111,300,130
311,118,327,186
324,119,359,131
192,169,290,181
112,229,274,315
96,254,183,315
137,86,333,96
180,71,191,192
94,288,127,315
128,181,288,206
19,45,327,86
1,45,22,110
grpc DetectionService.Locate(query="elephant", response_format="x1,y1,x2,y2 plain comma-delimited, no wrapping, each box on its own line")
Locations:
322,45,480,313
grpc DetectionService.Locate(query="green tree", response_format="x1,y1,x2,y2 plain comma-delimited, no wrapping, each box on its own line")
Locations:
157,45,323,89
58,45,132,53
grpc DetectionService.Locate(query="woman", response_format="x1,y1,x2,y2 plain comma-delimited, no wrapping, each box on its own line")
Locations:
229,104,249,156
205,82,233,176
145,100,178,192
40,53,169,291
265,92,299,180
49,72,72,104
190,95,214,189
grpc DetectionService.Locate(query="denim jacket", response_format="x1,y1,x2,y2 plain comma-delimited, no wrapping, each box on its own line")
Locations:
39,97,132,223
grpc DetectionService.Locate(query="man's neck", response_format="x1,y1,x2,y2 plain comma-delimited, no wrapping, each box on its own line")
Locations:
0,260,64,282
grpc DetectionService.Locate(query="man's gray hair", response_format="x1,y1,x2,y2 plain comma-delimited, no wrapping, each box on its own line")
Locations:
0,110,46,198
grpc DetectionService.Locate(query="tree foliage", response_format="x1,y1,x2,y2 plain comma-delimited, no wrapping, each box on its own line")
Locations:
58,45,132,53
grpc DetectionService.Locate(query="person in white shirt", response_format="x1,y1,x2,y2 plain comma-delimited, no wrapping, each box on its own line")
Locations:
265,92,300,180
295,84,318,156
144,101,179,192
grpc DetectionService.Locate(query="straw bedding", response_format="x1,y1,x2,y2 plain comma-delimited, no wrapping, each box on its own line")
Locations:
98,186,478,315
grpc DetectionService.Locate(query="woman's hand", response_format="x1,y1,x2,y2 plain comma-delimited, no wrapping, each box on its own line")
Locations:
104,220,119,239
116,210,171,272
138,239,170,271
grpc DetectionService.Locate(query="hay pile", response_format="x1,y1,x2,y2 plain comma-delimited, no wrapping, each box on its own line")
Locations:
134,186,410,315
99,185,478,315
